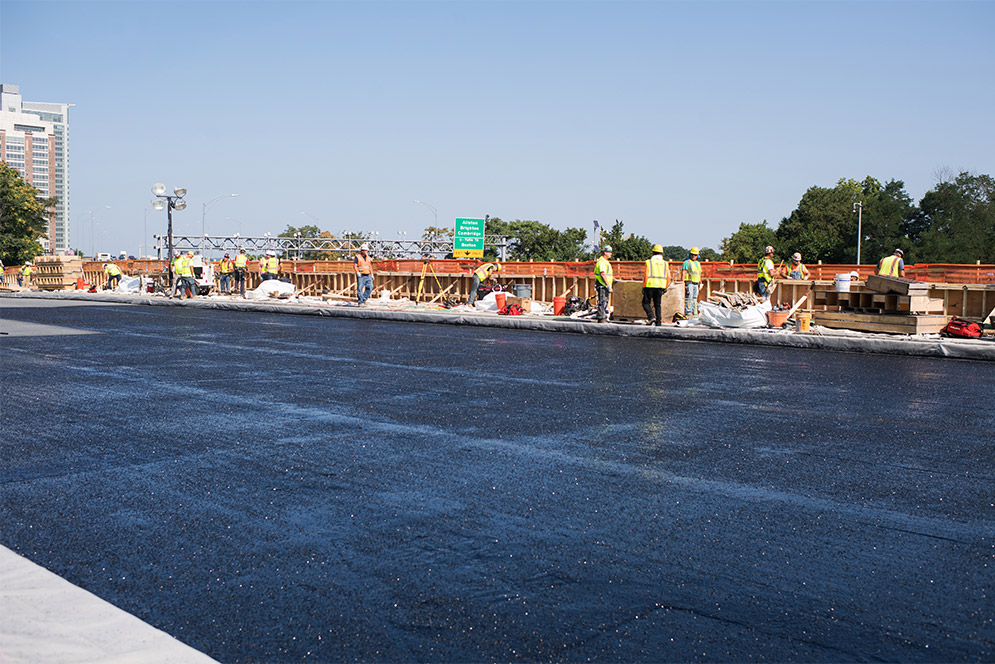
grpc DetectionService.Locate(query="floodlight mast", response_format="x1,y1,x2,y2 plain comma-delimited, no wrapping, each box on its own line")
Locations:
151,183,188,287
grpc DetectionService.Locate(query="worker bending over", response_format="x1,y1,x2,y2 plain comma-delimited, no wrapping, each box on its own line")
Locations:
781,253,810,280
354,243,374,305
682,248,701,317
103,262,123,290
877,248,905,278
642,245,668,326
468,261,501,305
594,245,613,323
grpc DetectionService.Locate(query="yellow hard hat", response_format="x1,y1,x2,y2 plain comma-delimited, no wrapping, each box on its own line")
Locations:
690,247,699,255
652,244,663,253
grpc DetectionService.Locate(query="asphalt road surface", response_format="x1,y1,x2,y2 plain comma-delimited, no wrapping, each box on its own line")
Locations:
2,299,993,662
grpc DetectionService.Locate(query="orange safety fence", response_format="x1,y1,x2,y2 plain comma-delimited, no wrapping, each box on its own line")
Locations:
8,259,995,285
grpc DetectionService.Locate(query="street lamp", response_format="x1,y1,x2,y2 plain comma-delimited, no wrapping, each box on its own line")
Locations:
413,200,438,226
151,183,188,287
300,211,319,224
853,202,863,265
202,193,239,253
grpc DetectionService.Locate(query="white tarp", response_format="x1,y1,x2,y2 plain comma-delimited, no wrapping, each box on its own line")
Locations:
115,276,142,294
246,279,296,300
697,300,771,329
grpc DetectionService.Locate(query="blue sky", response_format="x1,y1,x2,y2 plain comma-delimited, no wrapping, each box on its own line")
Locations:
2,0,993,257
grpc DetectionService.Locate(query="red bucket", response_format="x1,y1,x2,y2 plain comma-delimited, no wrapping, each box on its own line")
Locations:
553,296,566,315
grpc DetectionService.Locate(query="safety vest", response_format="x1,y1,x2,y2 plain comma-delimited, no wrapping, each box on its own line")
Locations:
234,254,248,269
787,263,808,280
474,263,498,280
595,256,613,288
355,253,372,275
878,255,901,277
682,259,701,284
757,257,774,283
20,265,34,277
263,256,280,273
174,256,193,277
104,263,122,276
644,256,668,289
219,258,234,274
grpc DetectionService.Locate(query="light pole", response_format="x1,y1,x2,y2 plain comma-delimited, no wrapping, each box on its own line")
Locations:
413,200,438,227
202,193,239,254
143,208,149,258
853,202,863,265
89,205,110,258
300,211,319,224
151,183,188,287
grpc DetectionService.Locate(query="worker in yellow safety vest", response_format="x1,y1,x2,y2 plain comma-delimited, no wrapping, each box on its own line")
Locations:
260,251,280,281
594,245,613,323
781,252,810,280
173,251,196,298
218,253,234,294
103,262,123,290
233,249,248,297
876,248,905,278
756,245,776,299
642,244,669,326
682,247,702,317
18,261,34,288
468,261,501,305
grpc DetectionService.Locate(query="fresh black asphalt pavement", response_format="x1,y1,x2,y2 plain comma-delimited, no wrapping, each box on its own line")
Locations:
2,298,993,662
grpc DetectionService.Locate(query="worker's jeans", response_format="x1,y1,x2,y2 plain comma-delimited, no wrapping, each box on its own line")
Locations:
468,274,482,305
685,282,699,317
357,274,373,304
596,281,611,321
106,274,121,290
260,272,276,282
233,269,246,295
218,273,231,293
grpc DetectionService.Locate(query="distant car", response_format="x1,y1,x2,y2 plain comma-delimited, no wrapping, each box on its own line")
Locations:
96,252,112,261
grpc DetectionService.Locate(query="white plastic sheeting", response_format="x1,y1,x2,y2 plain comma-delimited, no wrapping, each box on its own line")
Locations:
0,545,217,663
697,300,771,329
246,279,296,300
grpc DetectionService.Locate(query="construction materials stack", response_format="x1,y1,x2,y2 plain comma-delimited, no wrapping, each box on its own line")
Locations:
813,274,948,334
32,255,85,291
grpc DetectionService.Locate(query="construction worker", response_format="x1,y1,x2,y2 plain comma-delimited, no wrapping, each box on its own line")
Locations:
218,253,234,294
354,243,374,305
468,261,502,305
782,252,810,280
233,248,248,296
876,248,905,278
642,244,669,326
260,250,280,281
682,247,702,317
756,245,776,299
594,245,613,323
103,262,123,290
18,261,34,288
173,251,196,298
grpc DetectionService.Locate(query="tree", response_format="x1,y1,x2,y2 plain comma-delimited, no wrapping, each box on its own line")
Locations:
908,172,995,263
0,163,52,265
719,221,777,264
483,216,589,261
279,224,325,259
598,220,653,261
422,226,454,243
859,179,915,264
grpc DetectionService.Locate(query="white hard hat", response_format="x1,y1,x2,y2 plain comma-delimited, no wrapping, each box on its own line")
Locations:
266,250,275,256
360,243,370,250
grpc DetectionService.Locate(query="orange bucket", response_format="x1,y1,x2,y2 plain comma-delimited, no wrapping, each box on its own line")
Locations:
76,277,87,290
796,312,812,332
495,292,507,309
553,295,566,315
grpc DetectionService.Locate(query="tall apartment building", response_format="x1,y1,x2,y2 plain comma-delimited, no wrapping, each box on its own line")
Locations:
0,83,72,254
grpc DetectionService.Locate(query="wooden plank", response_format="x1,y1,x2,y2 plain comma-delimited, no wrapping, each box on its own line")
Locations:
812,311,948,334
866,273,927,296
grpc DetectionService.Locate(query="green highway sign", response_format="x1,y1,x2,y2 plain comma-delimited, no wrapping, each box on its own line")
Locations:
453,218,485,258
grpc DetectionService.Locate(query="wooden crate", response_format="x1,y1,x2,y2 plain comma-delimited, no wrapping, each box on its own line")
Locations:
865,273,928,296
33,255,84,291
610,281,684,322
812,311,949,335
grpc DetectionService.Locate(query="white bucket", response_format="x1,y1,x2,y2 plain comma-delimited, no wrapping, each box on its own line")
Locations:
834,273,851,292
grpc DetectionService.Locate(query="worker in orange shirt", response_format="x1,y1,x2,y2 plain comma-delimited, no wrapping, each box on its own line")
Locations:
354,243,374,305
